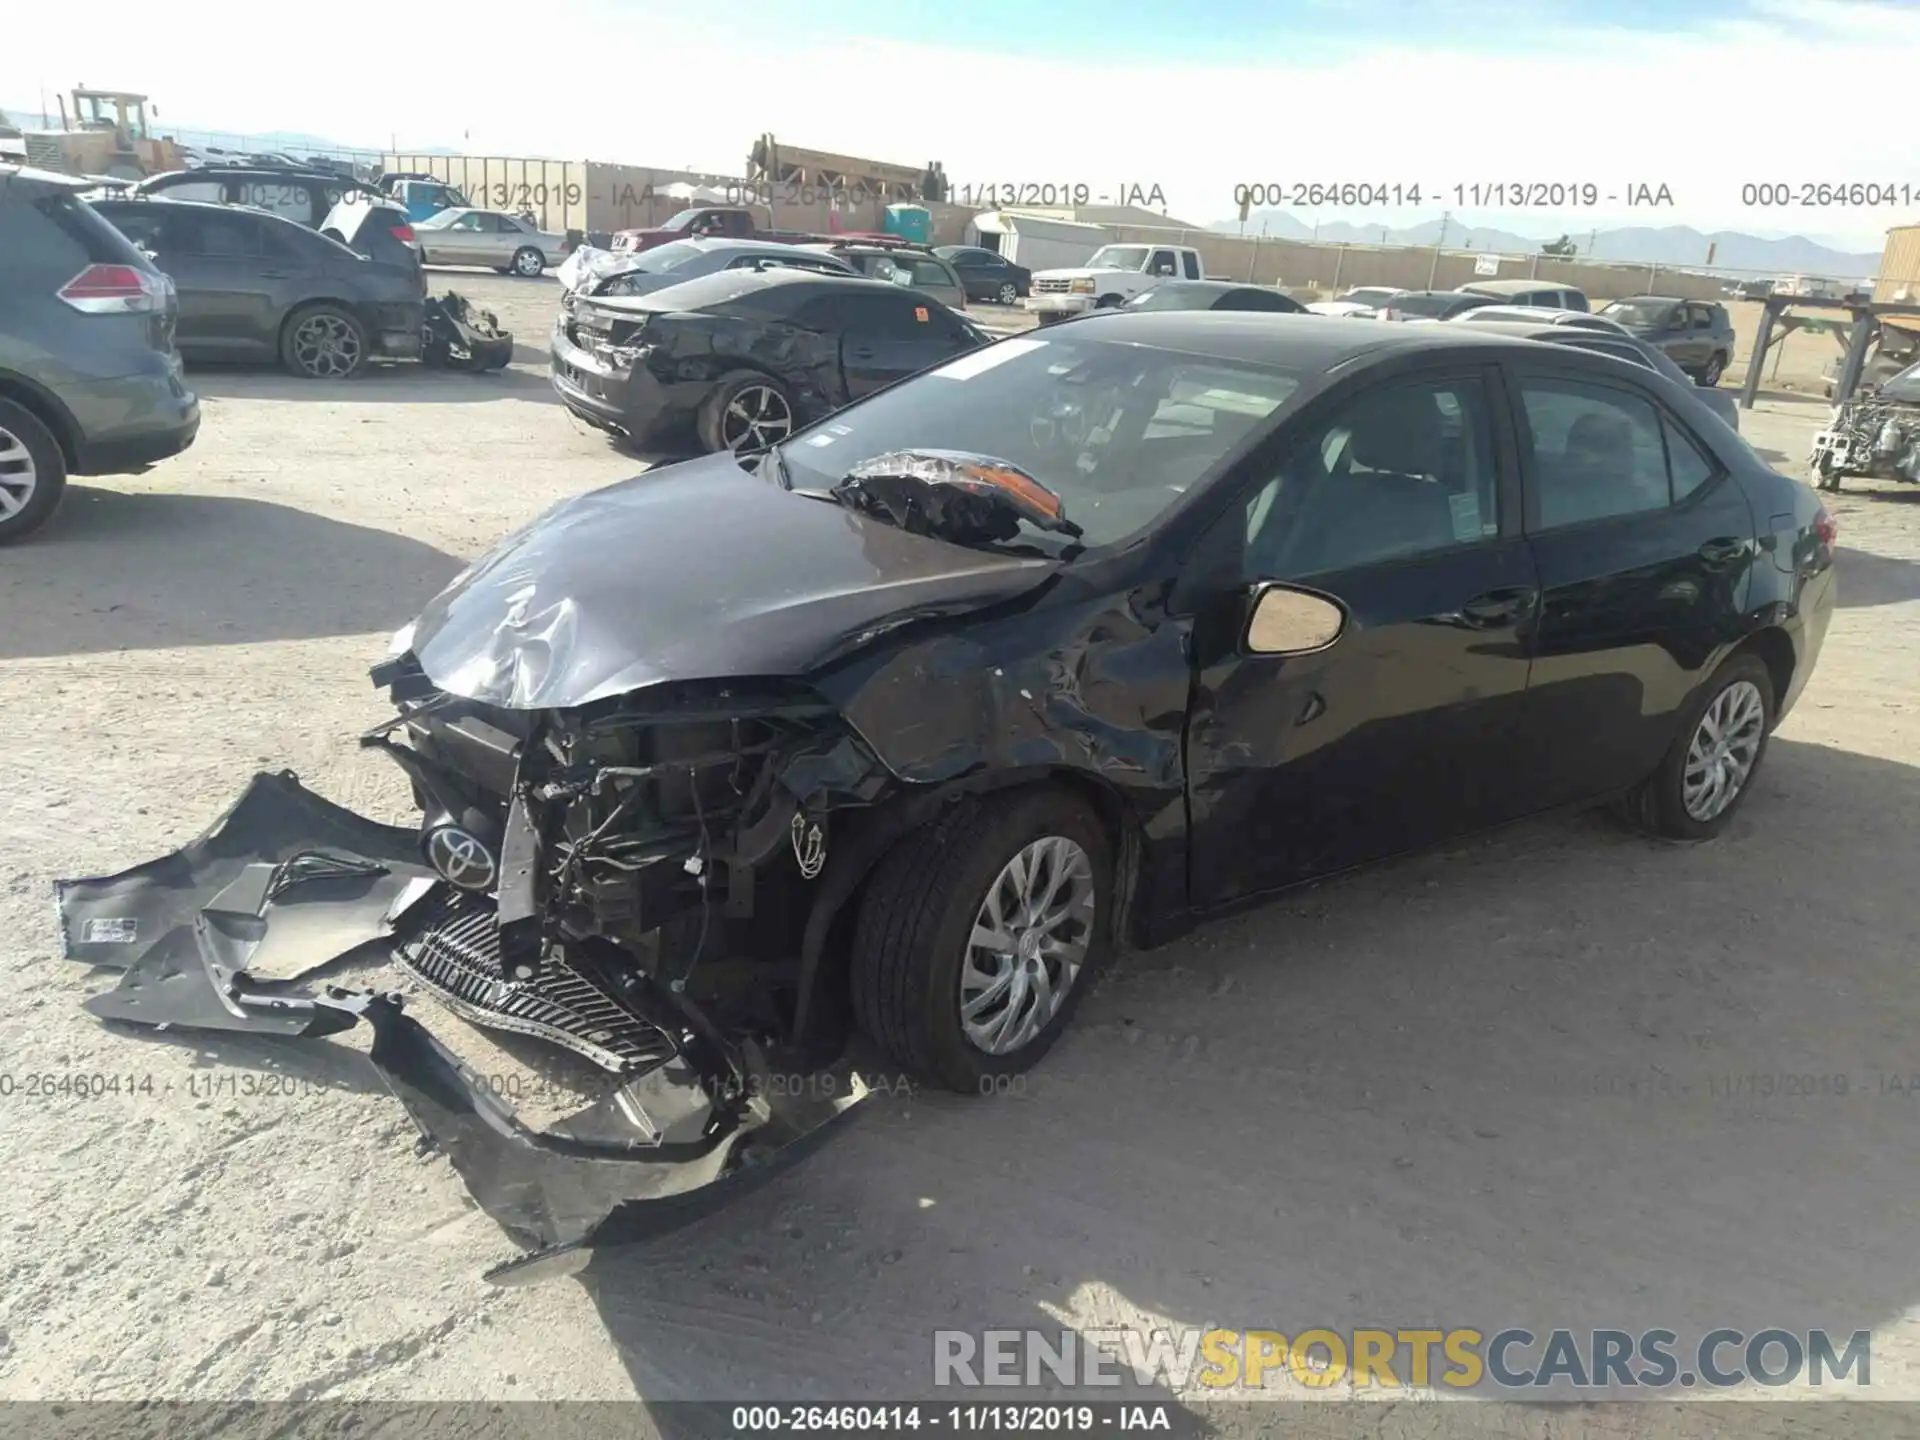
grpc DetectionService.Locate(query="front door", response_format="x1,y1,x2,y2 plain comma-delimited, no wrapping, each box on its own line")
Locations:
147,209,283,357
827,292,975,399
1185,368,1540,907
1502,364,1757,808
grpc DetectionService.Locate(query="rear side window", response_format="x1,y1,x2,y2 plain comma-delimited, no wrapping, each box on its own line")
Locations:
1518,377,1675,528
175,211,264,257
1561,290,1590,312
1182,252,1202,279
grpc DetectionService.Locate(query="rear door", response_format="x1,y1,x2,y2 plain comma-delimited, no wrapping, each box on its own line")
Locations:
429,211,489,265
140,208,283,355
1185,365,1540,902
822,291,975,398
1504,361,1757,808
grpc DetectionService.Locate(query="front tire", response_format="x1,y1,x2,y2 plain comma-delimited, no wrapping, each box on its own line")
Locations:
1618,653,1774,840
851,789,1114,1091
0,400,68,544
511,247,545,277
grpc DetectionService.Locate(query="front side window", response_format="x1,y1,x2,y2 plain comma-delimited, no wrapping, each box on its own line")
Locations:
1241,377,1501,579
1518,377,1674,528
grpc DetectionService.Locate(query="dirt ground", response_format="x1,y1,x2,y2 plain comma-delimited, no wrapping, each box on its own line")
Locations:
3,270,1919,1417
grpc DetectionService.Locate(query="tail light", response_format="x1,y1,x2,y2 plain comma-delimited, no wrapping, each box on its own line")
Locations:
389,222,416,244
1812,507,1838,547
58,264,166,314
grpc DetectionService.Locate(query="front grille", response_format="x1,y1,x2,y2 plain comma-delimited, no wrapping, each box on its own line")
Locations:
1033,278,1074,294
396,890,676,1074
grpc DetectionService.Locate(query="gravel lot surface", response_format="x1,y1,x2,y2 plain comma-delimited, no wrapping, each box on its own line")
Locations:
2,270,1917,1418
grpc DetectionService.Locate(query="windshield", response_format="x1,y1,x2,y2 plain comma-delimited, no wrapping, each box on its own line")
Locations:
624,239,708,273
1881,360,1920,403
1086,246,1150,271
1344,287,1400,306
659,208,708,232
1390,292,1476,318
1600,299,1675,327
775,333,1304,549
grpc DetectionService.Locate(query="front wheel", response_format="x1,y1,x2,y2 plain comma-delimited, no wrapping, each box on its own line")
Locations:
1617,653,1774,840
851,790,1114,1091
511,246,545,277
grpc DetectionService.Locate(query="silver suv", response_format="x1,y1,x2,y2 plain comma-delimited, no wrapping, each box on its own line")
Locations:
0,164,200,542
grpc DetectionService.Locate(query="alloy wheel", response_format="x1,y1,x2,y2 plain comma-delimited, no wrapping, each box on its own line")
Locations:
1682,679,1765,822
959,835,1096,1056
292,314,362,378
997,281,1017,305
719,385,793,450
0,427,37,521
514,248,544,276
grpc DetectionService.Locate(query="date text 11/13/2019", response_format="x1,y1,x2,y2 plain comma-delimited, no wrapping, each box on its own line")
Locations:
1229,182,1677,210
954,183,1168,209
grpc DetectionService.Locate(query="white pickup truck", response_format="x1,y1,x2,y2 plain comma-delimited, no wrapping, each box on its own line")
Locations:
1026,243,1206,322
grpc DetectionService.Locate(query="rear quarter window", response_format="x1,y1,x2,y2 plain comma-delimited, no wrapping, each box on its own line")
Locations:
22,193,156,270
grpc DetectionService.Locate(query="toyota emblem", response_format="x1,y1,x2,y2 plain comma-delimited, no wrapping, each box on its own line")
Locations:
425,825,498,892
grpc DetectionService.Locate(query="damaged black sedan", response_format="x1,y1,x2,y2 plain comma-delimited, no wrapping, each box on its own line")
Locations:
61,315,1836,1278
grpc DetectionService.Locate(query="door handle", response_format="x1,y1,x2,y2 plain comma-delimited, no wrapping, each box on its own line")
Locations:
849,346,876,360
1455,586,1538,628
1697,536,1747,566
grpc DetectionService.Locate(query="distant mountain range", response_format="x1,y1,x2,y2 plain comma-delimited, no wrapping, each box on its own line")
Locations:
2,104,464,161
1213,210,1883,278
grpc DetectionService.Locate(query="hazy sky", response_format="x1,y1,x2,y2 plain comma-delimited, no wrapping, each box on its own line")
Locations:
6,0,1916,248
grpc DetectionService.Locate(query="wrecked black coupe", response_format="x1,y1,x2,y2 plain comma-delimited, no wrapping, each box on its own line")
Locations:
61,314,1836,1277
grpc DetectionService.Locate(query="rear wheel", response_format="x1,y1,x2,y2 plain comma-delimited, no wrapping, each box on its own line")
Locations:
1700,352,1726,386
851,789,1114,1091
1618,653,1774,840
697,373,796,453
281,304,367,379
0,400,68,544
511,247,545,277
996,280,1018,305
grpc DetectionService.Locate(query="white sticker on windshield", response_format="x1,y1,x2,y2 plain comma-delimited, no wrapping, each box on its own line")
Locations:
1448,491,1481,542
804,433,837,448
929,338,1047,380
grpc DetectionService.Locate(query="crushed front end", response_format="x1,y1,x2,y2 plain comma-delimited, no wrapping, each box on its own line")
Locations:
54,648,899,1283
1811,387,1920,489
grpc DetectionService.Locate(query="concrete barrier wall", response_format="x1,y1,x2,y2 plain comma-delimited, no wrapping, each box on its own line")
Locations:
1101,225,1736,302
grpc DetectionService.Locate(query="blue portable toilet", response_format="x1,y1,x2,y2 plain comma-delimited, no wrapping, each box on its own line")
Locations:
884,203,931,244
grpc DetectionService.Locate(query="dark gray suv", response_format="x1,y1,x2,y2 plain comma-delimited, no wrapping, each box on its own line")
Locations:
0,164,200,543
1598,296,1738,386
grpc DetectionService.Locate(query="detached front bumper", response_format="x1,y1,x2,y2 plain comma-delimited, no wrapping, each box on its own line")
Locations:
54,770,867,1285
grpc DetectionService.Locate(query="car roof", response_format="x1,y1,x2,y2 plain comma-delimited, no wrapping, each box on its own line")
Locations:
0,162,96,197
1460,278,1583,296
1040,310,1581,367
1606,294,1700,306
92,194,305,225
141,167,366,188
1150,280,1270,294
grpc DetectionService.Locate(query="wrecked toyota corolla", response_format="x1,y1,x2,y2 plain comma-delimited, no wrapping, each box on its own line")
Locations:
60,315,1836,1280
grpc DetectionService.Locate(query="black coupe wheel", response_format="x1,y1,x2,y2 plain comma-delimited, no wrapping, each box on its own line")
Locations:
697,373,796,453
851,789,1114,1092
281,304,366,379
1618,653,1774,841
996,281,1018,305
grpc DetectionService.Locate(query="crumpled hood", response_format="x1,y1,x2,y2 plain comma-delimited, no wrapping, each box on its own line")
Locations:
408,452,1056,710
